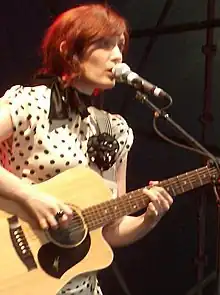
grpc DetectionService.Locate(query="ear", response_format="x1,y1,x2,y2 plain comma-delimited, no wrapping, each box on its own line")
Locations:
59,41,68,56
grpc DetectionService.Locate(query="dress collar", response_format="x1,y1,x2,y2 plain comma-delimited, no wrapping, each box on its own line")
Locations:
34,74,93,120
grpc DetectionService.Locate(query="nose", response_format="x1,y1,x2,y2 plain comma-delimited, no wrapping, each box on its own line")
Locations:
111,45,123,64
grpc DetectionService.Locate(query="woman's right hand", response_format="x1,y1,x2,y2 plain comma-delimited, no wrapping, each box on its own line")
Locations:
23,192,73,230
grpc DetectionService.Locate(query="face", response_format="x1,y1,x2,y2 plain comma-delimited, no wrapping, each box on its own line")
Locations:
74,34,125,94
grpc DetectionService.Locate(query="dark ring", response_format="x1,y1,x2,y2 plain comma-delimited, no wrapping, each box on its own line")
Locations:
55,210,64,221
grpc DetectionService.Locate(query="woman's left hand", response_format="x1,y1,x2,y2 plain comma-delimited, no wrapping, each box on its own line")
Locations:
143,181,173,227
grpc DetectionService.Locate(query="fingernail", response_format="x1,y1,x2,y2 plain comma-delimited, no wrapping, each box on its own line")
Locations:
62,215,68,221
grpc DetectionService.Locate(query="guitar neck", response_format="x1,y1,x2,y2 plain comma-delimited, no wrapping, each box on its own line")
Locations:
82,165,217,231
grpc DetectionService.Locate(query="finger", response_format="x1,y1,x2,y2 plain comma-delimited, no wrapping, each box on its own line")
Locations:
49,203,62,216
38,217,49,230
60,203,73,216
145,187,170,214
149,181,159,186
152,186,173,205
150,197,162,215
55,208,71,228
161,190,173,205
143,188,161,207
147,202,158,217
60,214,68,222
158,198,171,211
150,190,172,215
46,214,59,229
59,214,70,228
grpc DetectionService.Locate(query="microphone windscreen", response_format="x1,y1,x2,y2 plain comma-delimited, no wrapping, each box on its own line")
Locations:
112,63,130,79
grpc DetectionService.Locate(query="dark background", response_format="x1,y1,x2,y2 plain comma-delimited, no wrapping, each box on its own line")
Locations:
0,1,220,295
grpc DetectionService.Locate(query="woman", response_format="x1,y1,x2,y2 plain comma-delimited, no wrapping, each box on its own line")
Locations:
0,3,173,295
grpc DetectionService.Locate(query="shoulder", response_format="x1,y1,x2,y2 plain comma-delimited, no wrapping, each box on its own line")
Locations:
109,113,131,133
109,113,133,141
1,85,50,102
108,112,134,164
90,109,133,142
88,108,134,165
1,85,51,127
1,85,51,111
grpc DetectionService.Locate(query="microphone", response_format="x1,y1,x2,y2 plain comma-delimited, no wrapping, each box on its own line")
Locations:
112,63,171,99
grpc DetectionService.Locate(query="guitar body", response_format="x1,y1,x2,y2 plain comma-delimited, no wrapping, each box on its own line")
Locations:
0,162,214,295
0,166,114,295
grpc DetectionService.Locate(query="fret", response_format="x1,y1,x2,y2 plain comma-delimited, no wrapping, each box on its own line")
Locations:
126,193,134,213
196,169,203,186
205,166,214,180
88,206,100,221
141,188,149,207
83,165,217,230
127,194,141,211
93,203,104,217
176,175,185,194
169,180,176,196
172,179,181,196
201,173,207,181
95,202,112,221
162,178,176,196
185,172,194,189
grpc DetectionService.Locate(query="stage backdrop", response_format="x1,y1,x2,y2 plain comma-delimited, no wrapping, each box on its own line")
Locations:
0,1,220,295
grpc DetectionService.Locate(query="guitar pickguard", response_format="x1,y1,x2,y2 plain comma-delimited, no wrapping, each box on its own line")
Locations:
38,234,91,278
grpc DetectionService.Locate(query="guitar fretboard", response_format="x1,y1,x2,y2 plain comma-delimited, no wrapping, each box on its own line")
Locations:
82,165,217,231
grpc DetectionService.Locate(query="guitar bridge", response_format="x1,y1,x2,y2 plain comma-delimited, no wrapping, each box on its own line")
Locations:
8,215,37,271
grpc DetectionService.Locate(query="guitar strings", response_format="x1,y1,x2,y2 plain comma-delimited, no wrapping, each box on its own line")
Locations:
25,166,216,236
22,166,216,243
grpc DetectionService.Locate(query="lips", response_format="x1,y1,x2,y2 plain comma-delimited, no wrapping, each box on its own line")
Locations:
107,70,114,79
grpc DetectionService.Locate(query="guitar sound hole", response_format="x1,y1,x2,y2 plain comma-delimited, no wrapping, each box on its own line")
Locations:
46,208,87,248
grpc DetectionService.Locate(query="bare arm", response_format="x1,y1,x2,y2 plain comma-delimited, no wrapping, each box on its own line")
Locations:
102,157,173,247
0,104,29,201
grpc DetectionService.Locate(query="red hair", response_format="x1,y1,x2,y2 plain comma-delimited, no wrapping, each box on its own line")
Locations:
40,3,129,85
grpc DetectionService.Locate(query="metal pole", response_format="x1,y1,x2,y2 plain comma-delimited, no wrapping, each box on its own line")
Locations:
186,0,217,294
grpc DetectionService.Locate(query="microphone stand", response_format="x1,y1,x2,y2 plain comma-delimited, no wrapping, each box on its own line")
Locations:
135,91,220,295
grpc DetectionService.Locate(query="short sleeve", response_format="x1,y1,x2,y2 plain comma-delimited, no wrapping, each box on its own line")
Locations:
1,85,32,130
109,113,134,166
0,85,41,139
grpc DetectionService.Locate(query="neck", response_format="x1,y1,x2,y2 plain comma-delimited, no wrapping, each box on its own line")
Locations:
61,75,94,95
73,82,94,96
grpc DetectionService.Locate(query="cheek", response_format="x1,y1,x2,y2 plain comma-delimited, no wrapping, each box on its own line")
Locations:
84,51,109,71
80,50,111,82
83,60,104,78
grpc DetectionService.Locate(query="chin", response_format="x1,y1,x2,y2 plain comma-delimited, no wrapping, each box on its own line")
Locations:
98,79,116,90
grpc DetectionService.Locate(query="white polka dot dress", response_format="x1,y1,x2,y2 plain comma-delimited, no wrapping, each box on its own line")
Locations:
0,84,134,294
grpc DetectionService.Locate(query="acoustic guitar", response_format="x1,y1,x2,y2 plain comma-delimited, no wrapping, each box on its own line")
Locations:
0,164,217,295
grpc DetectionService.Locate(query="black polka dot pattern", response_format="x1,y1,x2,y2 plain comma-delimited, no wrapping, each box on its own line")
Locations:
110,114,134,165
56,273,102,295
0,89,133,182
0,85,133,295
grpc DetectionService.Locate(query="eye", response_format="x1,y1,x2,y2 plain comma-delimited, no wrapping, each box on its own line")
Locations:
95,37,125,53
98,38,115,49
